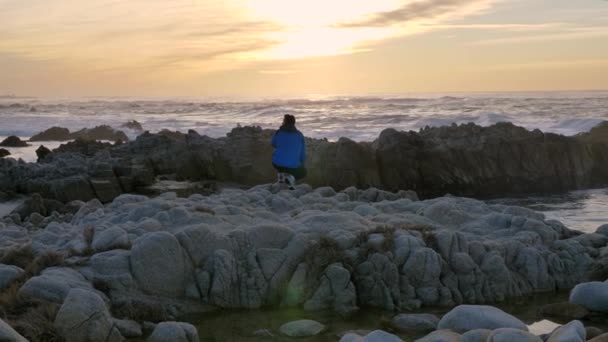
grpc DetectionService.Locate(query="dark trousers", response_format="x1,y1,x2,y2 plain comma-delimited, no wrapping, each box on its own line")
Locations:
273,163,307,180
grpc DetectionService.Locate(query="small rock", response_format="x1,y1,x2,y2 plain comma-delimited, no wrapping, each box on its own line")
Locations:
390,313,439,333
279,319,325,337
0,148,9,158
487,328,542,342
29,212,44,226
0,264,24,290
146,321,199,342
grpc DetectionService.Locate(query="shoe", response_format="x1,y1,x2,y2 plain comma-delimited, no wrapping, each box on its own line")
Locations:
286,174,296,190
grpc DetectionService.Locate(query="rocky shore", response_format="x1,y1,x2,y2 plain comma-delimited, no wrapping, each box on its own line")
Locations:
1,121,608,341
2,122,608,204
1,182,608,341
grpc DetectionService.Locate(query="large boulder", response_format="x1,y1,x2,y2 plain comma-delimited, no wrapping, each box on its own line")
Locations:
146,322,199,342
546,320,586,342
53,288,123,342
437,305,528,333
570,282,608,313
19,267,100,304
130,232,190,296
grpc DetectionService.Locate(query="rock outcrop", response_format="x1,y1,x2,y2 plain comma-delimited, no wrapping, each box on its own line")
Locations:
0,183,605,341
0,185,596,319
4,122,608,203
0,136,29,147
30,125,128,142
29,127,72,141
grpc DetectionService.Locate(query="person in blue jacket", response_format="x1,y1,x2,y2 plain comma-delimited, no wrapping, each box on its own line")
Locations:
271,114,306,189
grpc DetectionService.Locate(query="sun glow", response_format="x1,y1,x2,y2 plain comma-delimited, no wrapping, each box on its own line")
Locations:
245,0,404,59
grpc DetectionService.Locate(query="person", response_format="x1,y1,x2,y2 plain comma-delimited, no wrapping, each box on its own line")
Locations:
271,114,306,190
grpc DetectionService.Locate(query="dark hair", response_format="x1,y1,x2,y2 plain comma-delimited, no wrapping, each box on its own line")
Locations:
283,114,296,126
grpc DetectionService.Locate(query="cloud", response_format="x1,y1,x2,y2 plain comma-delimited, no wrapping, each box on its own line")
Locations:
471,26,608,45
0,0,506,81
337,0,495,27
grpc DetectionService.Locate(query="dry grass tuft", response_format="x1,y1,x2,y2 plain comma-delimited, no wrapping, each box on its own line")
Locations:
0,244,34,269
83,225,95,246
195,206,216,215
300,236,351,295
24,252,64,277
0,250,67,341
9,302,63,342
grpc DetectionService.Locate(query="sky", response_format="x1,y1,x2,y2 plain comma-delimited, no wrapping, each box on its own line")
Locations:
1,0,607,97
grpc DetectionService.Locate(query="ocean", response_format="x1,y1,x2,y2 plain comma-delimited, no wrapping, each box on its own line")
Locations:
1,91,607,233
1,91,607,143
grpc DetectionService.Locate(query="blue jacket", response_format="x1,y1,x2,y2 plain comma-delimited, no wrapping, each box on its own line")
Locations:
271,126,306,168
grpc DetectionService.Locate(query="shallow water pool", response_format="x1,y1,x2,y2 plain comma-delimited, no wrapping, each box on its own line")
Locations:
490,188,608,234
178,292,582,341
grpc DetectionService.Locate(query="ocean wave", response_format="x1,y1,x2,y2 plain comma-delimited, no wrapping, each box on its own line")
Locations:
1,93,607,141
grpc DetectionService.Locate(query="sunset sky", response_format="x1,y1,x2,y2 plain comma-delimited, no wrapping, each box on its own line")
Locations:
1,0,607,97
